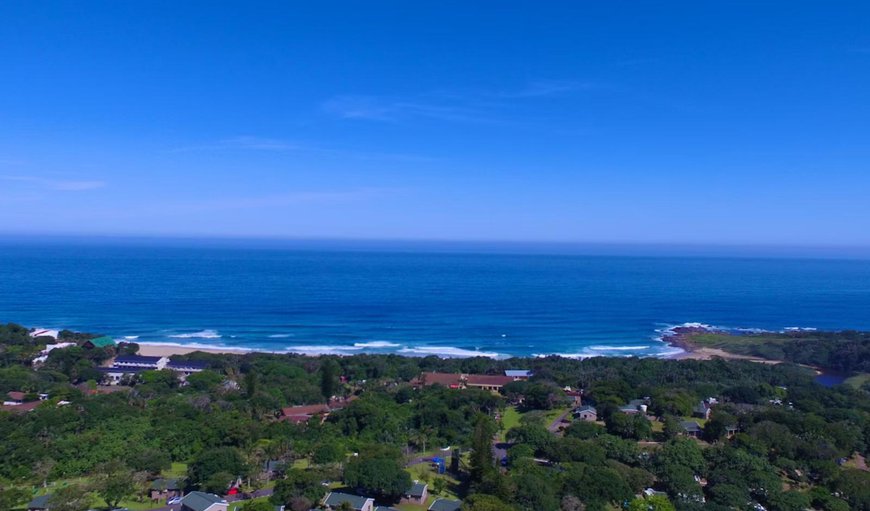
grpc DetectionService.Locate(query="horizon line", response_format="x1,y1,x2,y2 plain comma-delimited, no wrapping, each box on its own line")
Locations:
2,232,870,260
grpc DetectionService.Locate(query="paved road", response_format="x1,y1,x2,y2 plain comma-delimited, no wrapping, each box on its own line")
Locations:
548,409,572,433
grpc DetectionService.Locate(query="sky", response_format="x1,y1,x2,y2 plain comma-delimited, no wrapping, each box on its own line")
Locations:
1,1,869,248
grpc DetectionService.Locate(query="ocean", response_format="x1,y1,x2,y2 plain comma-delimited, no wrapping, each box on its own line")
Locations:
1,241,869,359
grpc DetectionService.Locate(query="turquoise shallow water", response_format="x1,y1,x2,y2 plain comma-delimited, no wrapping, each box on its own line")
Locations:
1,241,869,358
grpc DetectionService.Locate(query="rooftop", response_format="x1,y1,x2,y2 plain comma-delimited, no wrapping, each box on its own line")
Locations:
181,491,227,511
167,359,209,369
150,477,183,490
406,482,427,497
428,498,462,511
505,369,532,377
681,421,702,432
465,374,514,386
419,372,464,387
323,491,373,510
115,355,164,364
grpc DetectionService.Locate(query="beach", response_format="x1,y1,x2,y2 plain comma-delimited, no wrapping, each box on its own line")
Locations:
137,343,252,357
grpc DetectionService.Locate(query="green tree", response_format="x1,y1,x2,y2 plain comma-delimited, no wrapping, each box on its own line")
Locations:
48,485,92,511
320,359,339,399
628,495,676,511
270,469,327,506
469,414,497,484
343,455,411,499
93,460,134,508
188,447,248,489
461,493,517,511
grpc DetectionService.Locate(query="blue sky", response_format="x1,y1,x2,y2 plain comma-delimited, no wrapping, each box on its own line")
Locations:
1,1,869,247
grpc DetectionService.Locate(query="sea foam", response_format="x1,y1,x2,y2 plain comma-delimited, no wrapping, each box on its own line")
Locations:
169,329,221,339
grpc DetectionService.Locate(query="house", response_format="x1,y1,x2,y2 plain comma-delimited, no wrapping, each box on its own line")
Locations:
505,369,532,380
27,495,51,511
1,400,41,414
180,491,228,511
428,498,462,511
693,401,712,420
150,478,184,501
374,507,401,511
573,405,597,421
401,481,429,505
465,374,514,392
30,328,59,339
680,421,703,438
4,391,26,405
281,404,331,424
167,359,208,378
98,366,149,385
619,399,649,414
263,460,286,479
322,491,375,511
82,336,116,349
114,355,168,370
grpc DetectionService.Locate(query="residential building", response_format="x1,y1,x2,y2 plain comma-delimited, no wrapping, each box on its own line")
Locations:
619,399,649,414
114,355,168,370
322,492,375,511
166,359,208,378
401,481,429,505
150,478,184,501
281,404,331,424
180,491,228,511
680,421,703,438
572,405,597,421
428,498,462,511
693,401,712,420
416,372,464,388
98,366,149,385
82,336,116,349
465,374,514,392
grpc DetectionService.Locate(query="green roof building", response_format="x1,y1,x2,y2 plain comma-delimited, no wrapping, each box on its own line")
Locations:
83,336,116,349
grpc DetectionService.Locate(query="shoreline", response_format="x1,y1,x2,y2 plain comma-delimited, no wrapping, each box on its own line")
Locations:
662,325,782,363
137,342,253,357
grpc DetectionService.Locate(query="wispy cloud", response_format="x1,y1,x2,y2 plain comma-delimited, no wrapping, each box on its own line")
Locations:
322,79,596,124
0,175,106,191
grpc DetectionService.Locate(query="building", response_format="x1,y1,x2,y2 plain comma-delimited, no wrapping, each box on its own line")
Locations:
504,369,532,380
402,482,429,505
82,336,116,349
428,498,462,511
150,478,184,502
263,460,287,479
180,491,228,511
30,329,59,339
416,372,464,388
465,374,514,392
619,399,649,414
375,507,401,511
281,404,331,424
322,492,375,511
416,372,513,392
98,366,149,385
114,355,168,370
27,495,51,511
680,421,703,438
693,401,712,420
167,359,208,378
573,405,597,421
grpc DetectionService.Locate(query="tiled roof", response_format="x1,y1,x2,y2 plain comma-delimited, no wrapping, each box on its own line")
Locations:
150,477,183,490
7,391,26,401
681,421,702,432
282,404,330,417
420,372,464,386
406,482,427,497
465,374,513,386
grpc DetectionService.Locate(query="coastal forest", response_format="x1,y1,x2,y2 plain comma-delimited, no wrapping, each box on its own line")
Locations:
2,323,870,511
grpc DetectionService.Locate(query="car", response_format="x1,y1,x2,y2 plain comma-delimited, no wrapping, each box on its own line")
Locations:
167,497,183,505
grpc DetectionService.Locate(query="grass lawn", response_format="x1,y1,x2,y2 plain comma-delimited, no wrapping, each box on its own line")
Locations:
229,496,271,511
163,462,188,478
291,457,311,469
405,463,462,501
498,406,521,441
845,373,870,389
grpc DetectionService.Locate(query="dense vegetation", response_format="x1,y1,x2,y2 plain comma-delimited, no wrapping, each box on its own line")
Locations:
2,323,870,511
685,330,870,374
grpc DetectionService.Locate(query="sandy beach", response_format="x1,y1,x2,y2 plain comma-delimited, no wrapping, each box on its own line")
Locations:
137,343,252,357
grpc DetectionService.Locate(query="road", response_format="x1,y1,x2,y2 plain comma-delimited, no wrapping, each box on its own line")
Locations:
547,409,572,433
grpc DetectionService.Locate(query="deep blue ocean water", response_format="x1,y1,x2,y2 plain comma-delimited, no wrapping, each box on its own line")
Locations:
1,242,869,358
